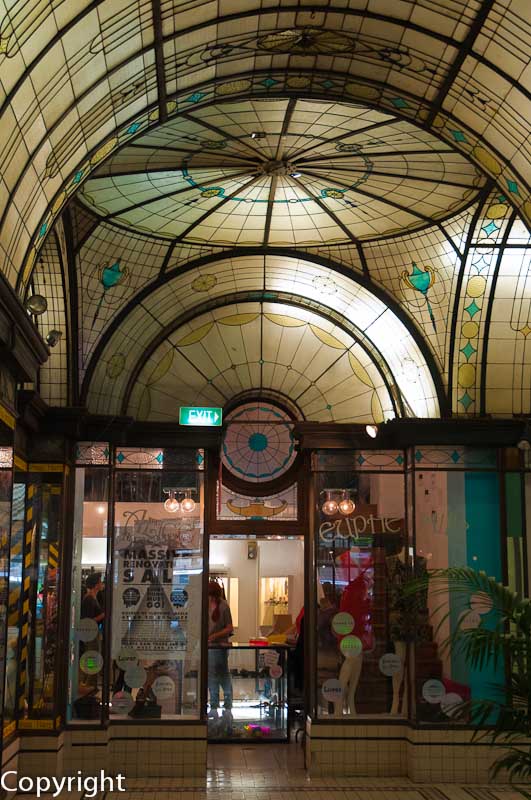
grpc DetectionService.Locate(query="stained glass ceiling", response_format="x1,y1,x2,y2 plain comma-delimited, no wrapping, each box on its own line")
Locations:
80,99,485,246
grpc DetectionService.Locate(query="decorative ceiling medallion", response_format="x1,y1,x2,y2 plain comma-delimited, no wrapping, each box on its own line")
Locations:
257,29,355,55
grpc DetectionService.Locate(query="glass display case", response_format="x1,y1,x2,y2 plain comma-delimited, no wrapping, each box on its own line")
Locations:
207,644,289,742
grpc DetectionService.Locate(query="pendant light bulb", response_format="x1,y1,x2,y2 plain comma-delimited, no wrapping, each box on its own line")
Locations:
338,493,355,515
322,492,338,516
164,491,180,513
181,493,196,513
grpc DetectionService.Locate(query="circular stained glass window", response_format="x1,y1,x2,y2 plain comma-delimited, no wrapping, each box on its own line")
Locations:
222,402,296,483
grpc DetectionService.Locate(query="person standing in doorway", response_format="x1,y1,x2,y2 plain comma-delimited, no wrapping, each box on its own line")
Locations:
207,581,234,731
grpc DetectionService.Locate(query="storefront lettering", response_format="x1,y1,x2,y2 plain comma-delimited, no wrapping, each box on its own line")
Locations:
319,515,402,542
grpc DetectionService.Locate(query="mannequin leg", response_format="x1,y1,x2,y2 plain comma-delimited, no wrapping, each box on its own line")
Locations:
391,641,407,715
339,654,363,715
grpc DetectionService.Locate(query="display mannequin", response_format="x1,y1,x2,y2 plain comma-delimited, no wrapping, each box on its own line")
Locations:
385,548,429,715
336,572,373,716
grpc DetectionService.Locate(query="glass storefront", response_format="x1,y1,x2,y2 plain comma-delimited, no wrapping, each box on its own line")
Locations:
69,445,205,722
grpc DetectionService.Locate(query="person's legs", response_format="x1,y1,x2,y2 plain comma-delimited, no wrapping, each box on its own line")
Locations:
219,650,233,709
208,650,221,711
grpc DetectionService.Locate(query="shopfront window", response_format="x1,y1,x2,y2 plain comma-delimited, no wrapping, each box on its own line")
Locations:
314,450,409,718
0,447,13,738
413,447,505,724
4,472,23,739
111,448,204,720
68,449,110,722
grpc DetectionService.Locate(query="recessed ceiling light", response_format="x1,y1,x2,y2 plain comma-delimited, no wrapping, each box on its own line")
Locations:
250,131,266,139
290,171,302,178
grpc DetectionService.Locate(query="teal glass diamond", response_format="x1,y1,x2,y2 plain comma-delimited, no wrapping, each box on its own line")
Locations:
465,300,480,318
460,341,476,360
185,92,205,103
321,79,334,89
497,194,507,203
459,391,474,410
415,449,423,463
156,452,163,464
395,454,404,466
72,170,84,184
450,130,466,143
126,121,141,134
261,77,278,88
39,222,48,237
507,179,519,195
326,404,332,410
196,453,204,465
391,97,408,109
357,455,366,465
116,452,125,464
482,220,498,236
451,450,461,463
104,448,109,459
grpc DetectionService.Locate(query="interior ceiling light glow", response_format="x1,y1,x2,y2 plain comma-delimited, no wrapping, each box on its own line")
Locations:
366,424,378,439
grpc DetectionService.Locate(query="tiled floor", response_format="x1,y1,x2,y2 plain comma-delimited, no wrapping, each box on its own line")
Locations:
14,745,527,800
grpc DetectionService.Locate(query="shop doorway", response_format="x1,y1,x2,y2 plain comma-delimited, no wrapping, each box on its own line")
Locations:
206,535,305,743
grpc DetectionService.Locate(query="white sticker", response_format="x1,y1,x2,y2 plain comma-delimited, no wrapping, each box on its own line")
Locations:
470,593,493,615
75,618,98,642
116,648,138,671
124,665,147,688
332,612,355,636
269,664,283,679
340,635,362,658
152,675,175,699
379,653,402,676
111,691,134,714
322,679,343,703
80,650,103,675
422,679,445,704
441,692,463,718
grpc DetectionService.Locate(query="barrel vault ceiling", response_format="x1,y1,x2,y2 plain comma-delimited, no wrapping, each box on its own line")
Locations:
1,1,530,422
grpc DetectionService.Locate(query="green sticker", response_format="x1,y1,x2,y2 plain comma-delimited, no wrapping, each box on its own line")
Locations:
332,612,354,636
340,635,362,658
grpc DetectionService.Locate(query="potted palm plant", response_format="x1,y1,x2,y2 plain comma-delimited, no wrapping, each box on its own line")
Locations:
404,567,531,790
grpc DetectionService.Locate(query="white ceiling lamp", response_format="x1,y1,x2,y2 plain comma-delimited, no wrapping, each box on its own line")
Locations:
366,424,378,439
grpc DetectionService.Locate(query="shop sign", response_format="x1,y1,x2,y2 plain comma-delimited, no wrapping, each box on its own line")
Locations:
319,515,402,542
179,406,222,426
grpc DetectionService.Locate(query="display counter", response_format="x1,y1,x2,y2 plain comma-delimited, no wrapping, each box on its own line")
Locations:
207,643,291,742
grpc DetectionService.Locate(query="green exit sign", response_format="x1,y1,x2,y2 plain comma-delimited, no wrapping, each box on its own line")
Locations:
179,406,222,426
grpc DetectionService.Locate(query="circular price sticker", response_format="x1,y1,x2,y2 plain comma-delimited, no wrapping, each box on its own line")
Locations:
332,612,354,636
470,593,493,615
152,675,175,699
340,635,362,658
124,665,147,688
269,665,283,679
379,653,402,676
441,692,463,718
422,679,445,704
75,618,98,643
80,650,103,675
111,691,134,715
322,679,343,703
116,648,138,671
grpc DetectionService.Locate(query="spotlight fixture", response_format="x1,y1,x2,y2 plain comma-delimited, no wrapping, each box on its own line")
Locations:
290,171,302,178
366,424,378,439
250,131,266,139
96,505,106,515
24,294,48,315
517,439,531,451
321,491,338,516
46,329,63,347
163,490,180,513
181,492,196,513
338,492,356,515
